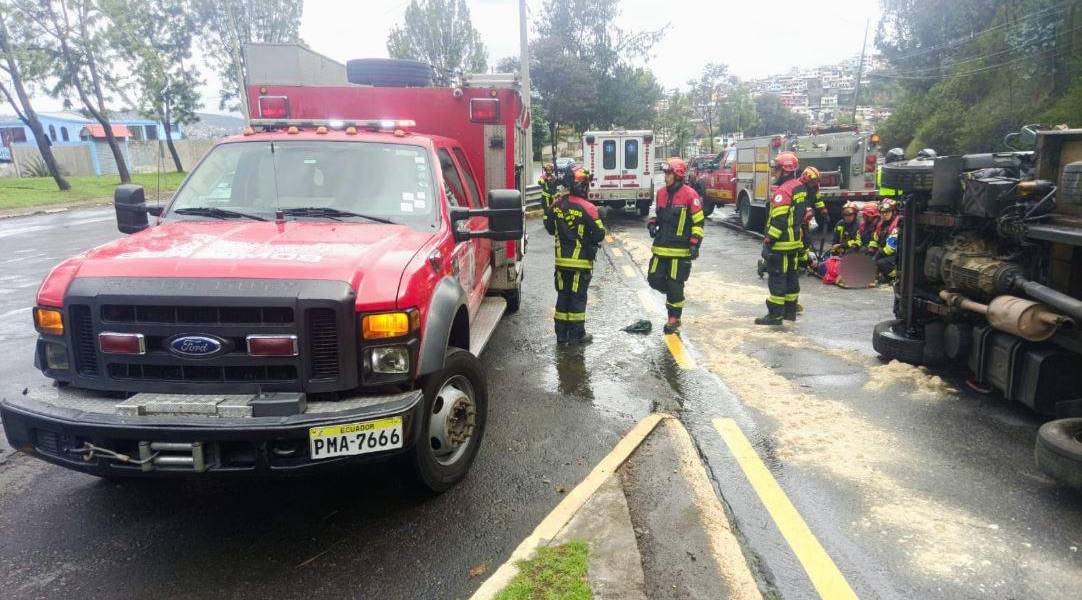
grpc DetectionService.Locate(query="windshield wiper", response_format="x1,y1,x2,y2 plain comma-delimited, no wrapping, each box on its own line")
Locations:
280,207,396,224
172,207,267,221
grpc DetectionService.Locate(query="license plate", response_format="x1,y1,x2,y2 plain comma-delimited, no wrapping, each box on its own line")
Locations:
309,416,403,460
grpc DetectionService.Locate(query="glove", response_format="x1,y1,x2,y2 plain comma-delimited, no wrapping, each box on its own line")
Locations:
647,220,658,238
689,243,700,260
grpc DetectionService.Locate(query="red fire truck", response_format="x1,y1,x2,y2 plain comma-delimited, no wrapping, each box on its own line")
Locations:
0,44,527,492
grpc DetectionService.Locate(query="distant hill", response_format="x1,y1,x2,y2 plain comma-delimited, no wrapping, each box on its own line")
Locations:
185,113,245,139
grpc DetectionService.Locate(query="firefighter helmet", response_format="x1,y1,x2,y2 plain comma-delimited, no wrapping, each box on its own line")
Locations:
917,148,937,160
543,163,554,172
861,203,880,219
842,201,858,216
800,166,820,185
772,152,799,173
885,147,905,164
662,158,688,178
879,198,899,213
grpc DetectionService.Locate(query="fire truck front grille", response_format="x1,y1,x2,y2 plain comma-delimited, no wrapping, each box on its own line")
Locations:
108,363,298,383
307,308,340,380
101,304,294,325
70,304,99,376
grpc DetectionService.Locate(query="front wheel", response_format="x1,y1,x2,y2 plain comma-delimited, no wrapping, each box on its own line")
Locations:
701,199,715,217
409,348,488,492
637,200,651,217
1036,418,1082,490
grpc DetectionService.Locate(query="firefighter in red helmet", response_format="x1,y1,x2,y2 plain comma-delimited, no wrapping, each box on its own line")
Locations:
648,157,705,334
544,167,606,344
756,151,806,325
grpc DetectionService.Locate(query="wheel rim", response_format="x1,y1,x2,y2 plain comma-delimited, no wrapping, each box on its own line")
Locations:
739,197,750,227
428,374,477,466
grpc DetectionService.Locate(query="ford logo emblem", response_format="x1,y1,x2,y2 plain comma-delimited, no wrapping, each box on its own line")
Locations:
167,335,226,358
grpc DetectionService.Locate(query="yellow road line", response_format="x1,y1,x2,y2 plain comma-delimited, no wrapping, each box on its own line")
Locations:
610,247,624,258
622,264,637,279
713,418,858,600
471,414,669,600
664,334,697,370
606,234,615,244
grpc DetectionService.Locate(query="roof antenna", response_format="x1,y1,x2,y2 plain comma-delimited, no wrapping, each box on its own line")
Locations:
270,141,284,224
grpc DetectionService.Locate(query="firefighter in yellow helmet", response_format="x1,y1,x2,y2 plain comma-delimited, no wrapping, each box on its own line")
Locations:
538,163,558,208
756,152,806,325
544,167,606,344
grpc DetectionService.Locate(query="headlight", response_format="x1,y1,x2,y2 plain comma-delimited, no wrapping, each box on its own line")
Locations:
371,347,409,374
34,307,64,336
44,342,69,370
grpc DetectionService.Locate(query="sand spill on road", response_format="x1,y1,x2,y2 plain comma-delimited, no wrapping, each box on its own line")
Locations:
677,269,1049,583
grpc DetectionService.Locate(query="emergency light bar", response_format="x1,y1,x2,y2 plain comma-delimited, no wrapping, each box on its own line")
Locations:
247,119,416,133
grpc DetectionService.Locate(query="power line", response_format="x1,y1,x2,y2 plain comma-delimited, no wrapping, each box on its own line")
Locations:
877,21,1082,77
879,1,1070,63
870,44,1070,80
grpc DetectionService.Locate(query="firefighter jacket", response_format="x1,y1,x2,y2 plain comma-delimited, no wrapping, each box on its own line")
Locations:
807,185,826,215
858,217,882,250
538,174,558,206
876,216,901,256
833,218,860,250
877,166,900,198
544,194,606,270
650,183,705,258
765,177,806,252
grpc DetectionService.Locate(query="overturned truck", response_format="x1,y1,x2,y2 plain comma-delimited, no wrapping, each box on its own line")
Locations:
873,126,1082,489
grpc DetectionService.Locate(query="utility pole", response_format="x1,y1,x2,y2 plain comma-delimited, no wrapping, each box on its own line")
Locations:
851,18,869,124
519,0,533,178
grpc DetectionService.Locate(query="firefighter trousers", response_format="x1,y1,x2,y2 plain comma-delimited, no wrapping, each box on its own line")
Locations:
554,268,592,340
875,253,897,279
647,255,692,319
765,249,800,317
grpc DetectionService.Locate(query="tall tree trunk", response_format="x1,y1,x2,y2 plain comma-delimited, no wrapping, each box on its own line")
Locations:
0,19,69,190
163,102,183,172
78,8,130,183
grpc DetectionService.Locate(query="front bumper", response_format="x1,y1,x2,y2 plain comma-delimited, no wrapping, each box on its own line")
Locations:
0,387,424,478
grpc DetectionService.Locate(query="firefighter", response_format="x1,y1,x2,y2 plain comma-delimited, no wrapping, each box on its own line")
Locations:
877,147,905,199
756,152,805,325
857,203,881,254
647,157,705,335
831,202,861,254
544,167,605,344
798,166,829,267
538,163,558,207
873,198,901,281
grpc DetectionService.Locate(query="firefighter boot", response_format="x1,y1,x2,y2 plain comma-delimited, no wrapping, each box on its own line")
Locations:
663,317,681,335
754,301,785,326
783,301,798,321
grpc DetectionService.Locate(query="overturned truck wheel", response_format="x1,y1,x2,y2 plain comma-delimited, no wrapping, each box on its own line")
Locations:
1035,418,1082,490
346,58,433,87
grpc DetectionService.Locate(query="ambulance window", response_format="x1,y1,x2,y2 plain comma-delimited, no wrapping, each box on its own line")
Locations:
602,140,616,170
624,140,639,169
453,147,484,207
438,148,469,207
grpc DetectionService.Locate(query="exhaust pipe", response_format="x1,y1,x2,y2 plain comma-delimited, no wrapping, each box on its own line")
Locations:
939,291,1074,342
1013,278,1082,323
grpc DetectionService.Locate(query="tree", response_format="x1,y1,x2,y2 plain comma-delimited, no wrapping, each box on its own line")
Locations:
687,63,732,152
745,94,807,137
717,83,757,138
387,0,487,85
15,0,132,182
653,89,694,158
0,6,70,190
105,0,202,172
531,0,666,135
195,0,303,114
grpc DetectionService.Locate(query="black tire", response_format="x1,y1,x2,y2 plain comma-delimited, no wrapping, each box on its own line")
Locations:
409,348,488,492
637,201,651,217
738,194,765,232
1035,418,1082,490
701,199,716,217
881,160,935,192
346,58,433,87
503,287,520,313
872,319,926,364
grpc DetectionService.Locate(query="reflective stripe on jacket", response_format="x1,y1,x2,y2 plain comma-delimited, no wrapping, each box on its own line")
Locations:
765,177,805,252
651,183,704,258
543,194,606,269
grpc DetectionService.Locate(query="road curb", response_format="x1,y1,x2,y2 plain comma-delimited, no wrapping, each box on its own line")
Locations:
469,413,668,600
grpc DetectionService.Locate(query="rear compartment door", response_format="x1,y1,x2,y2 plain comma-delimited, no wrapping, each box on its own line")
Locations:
622,136,644,191
596,135,622,193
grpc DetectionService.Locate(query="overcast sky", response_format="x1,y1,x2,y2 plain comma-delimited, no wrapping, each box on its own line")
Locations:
27,0,882,115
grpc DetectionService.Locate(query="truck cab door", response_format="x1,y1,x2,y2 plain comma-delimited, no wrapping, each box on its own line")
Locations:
450,146,491,296
438,147,487,313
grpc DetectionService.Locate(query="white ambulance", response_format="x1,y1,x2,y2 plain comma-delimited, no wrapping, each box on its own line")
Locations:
582,129,655,216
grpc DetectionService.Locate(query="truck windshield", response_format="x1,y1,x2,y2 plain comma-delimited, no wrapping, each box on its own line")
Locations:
168,141,438,225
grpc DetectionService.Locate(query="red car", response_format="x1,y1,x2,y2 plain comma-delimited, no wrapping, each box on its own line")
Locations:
1,45,526,492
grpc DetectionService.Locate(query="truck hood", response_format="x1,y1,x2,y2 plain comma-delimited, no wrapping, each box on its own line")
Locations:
56,220,435,303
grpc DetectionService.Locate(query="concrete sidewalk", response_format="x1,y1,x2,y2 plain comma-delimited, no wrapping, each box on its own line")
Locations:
471,416,763,600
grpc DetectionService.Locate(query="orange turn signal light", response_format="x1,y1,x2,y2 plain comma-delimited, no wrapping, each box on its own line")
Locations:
34,307,64,336
362,312,415,340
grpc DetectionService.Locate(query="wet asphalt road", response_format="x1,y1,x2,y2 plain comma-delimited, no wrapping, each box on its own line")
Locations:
3,203,1082,599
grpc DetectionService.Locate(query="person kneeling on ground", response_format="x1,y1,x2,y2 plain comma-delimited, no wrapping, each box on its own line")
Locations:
873,198,901,283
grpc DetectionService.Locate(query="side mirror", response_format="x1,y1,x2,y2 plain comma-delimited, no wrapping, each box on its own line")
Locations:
114,184,149,234
449,189,524,242
1019,124,1040,147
